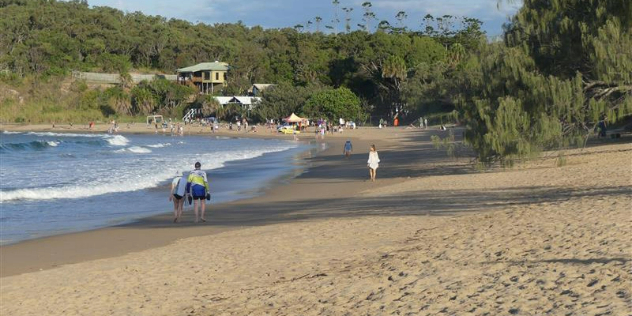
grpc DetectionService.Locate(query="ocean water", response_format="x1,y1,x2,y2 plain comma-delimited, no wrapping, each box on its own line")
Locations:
0,131,308,244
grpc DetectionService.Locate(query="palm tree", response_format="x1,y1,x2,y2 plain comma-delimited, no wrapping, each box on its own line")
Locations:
332,0,340,33
315,16,322,32
201,97,221,116
132,87,156,115
362,1,374,32
395,11,407,32
342,7,353,33
448,43,465,66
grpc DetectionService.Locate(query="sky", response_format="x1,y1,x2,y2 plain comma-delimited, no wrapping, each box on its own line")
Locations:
85,0,522,37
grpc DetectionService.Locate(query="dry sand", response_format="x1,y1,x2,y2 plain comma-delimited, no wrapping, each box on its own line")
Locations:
1,125,631,315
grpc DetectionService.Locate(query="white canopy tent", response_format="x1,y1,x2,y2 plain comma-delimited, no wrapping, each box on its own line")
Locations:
283,113,306,123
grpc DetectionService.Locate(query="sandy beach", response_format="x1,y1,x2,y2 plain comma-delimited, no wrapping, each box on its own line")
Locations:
1,123,631,315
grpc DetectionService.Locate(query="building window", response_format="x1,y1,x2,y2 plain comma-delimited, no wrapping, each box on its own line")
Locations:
216,72,219,80
204,72,210,80
223,73,227,80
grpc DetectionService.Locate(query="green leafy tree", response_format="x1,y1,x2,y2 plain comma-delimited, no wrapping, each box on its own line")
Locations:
197,95,221,116
102,86,131,115
254,82,324,121
0,0,490,125
130,86,156,115
455,0,632,166
303,87,362,121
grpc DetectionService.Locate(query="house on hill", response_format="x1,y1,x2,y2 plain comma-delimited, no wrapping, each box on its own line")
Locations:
215,96,262,111
248,83,276,96
176,61,229,94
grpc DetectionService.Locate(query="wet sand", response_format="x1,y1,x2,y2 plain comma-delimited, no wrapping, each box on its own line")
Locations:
0,123,386,276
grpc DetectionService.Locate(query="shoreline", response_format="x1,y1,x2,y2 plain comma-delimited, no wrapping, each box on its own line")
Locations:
1,123,630,315
0,124,385,277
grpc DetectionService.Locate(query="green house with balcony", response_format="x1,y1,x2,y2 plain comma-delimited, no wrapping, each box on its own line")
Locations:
176,61,229,94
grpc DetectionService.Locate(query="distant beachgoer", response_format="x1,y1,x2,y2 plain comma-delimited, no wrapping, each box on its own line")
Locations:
186,162,210,223
237,120,241,131
367,144,380,182
424,118,428,129
343,140,353,158
169,175,185,222
597,118,607,137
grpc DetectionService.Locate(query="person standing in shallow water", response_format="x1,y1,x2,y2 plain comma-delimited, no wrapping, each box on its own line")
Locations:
367,144,380,182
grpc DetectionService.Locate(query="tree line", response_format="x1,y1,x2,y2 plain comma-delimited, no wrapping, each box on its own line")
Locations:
0,0,629,165
0,0,482,120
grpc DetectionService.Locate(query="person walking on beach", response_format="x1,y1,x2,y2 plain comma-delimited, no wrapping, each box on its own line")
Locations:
367,144,380,182
343,140,353,158
186,162,210,223
169,175,185,222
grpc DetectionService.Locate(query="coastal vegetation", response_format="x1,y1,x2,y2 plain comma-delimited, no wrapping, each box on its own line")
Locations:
0,0,630,165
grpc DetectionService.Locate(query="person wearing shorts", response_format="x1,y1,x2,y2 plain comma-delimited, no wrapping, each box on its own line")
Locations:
186,162,210,223
169,175,184,222
343,140,353,159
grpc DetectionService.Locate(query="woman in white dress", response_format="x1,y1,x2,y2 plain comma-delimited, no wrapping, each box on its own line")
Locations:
367,144,380,182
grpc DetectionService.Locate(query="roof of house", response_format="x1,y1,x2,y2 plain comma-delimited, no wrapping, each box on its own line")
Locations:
214,96,262,105
234,96,261,105
248,84,276,93
214,97,234,105
177,62,229,73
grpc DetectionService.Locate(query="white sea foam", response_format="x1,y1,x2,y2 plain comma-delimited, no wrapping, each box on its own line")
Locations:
105,135,129,146
127,146,151,153
27,132,103,138
47,141,60,147
114,146,152,154
147,143,171,148
24,132,129,146
0,144,298,202
2,131,22,134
